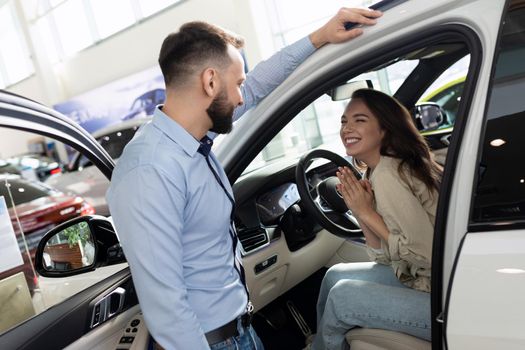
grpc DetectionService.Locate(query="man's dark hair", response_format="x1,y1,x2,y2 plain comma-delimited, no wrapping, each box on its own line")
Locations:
158,21,245,87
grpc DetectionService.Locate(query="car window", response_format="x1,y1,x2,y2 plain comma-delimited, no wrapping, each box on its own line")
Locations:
243,59,420,174
471,2,525,224
243,46,472,175
0,128,110,334
420,55,470,126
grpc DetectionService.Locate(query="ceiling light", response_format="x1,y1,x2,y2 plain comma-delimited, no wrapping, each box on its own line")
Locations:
490,139,506,147
497,268,525,274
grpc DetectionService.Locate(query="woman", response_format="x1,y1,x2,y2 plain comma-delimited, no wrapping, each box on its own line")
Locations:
311,88,442,350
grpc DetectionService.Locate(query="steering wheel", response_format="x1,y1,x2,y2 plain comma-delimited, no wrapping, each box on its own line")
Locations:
295,149,363,238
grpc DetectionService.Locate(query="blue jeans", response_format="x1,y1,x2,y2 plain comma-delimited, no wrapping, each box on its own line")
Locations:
312,262,431,350
209,318,265,350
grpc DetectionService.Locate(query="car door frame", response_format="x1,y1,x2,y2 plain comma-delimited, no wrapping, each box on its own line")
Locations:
0,91,114,179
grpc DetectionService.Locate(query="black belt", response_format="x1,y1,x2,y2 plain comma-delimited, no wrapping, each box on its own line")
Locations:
205,313,252,345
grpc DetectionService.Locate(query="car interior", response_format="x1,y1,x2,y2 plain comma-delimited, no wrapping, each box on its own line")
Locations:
1,25,476,350
226,38,471,350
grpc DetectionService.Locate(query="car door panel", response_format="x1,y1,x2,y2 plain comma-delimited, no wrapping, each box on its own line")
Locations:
446,232,525,349
65,306,149,350
0,268,135,350
37,264,129,310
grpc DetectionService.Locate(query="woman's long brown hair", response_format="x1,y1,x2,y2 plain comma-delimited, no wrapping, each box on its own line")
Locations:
351,88,442,192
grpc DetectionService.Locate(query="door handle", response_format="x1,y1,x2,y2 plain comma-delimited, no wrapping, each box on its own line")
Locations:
91,287,126,328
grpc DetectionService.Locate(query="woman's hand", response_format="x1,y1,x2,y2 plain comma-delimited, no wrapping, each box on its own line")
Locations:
336,166,374,218
337,167,391,243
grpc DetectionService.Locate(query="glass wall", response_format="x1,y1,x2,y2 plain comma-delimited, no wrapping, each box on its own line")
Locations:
0,0,183,89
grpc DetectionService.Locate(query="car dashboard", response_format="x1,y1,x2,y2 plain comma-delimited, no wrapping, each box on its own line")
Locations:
233,156,348,311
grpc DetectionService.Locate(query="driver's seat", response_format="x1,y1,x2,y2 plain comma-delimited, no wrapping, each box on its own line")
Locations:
346,328,431,350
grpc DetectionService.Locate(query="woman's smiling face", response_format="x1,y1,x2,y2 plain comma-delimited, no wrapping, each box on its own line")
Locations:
340,98,385,168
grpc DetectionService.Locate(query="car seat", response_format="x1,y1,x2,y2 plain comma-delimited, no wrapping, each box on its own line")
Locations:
346,328,431,350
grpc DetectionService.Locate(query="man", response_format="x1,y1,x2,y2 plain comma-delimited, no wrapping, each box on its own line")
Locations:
107,8,381,350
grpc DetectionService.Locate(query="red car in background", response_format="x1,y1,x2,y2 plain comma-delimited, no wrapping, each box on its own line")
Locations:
0,174,95,292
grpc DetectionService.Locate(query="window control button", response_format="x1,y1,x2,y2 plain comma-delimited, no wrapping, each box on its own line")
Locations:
119,336,134,344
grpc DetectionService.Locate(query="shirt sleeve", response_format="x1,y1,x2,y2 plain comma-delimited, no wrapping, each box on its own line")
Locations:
232,36,315,121
366,246,390,265
107,165,210,350
373,173,434,270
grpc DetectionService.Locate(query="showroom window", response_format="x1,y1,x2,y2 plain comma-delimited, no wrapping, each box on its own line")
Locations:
471,2,525,224
23,0,183,62
0,2,34,88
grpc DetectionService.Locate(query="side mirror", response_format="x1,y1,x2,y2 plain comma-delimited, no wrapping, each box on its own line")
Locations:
412,102,448,131
35,215,124,277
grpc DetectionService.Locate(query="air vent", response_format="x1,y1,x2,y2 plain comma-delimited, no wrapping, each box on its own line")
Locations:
237,226,269,255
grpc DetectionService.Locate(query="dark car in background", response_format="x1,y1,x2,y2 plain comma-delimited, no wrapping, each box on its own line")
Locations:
0,174,95,292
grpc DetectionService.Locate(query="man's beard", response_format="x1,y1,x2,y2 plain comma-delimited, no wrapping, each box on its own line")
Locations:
207,89,235,134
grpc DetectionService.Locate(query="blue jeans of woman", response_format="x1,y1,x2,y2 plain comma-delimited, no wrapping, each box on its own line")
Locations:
312,262,431,350
209,318,265,350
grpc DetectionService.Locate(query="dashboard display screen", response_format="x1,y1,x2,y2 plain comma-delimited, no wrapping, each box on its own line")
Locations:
256,183,300,224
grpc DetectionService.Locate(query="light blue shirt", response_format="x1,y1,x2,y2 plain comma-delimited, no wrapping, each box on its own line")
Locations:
107,37,315,349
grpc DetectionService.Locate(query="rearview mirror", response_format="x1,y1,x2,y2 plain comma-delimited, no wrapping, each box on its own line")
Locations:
412,102,448,131
327,80,373,101
35,215,124,277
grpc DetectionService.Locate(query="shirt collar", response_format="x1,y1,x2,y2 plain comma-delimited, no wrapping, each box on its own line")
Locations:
152,106,201,157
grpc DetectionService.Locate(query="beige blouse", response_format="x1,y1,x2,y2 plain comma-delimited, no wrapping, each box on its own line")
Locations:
365,156,438,293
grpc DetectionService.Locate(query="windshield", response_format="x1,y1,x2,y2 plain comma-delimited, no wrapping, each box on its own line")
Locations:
242,58,420,175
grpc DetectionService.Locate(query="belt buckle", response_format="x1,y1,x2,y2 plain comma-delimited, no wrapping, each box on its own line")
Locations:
241,301,254,327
